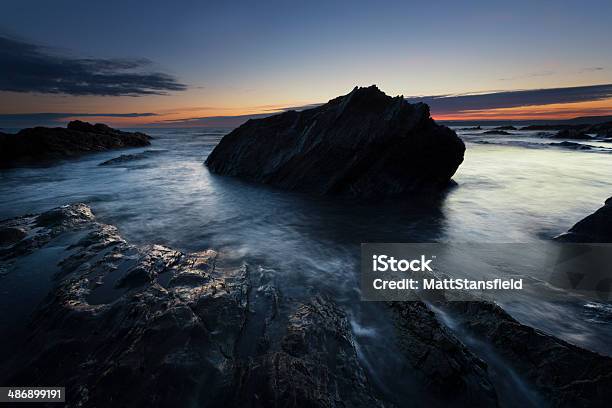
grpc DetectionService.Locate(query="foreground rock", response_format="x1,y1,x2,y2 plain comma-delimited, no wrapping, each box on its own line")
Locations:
389,301,497,407
0,204,386,407
206,86,465,197
233,296,386,407
555,197,612,242
0,120,151,167
442,301,612,408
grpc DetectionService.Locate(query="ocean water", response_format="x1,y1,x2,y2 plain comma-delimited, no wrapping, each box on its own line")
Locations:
1,126,612,404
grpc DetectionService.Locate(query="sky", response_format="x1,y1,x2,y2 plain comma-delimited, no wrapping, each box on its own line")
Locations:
1,0,612,128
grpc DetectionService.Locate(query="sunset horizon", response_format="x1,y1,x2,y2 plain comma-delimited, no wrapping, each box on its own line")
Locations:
2,83,612,128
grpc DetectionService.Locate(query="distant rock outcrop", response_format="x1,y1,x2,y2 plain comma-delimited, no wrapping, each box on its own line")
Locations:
549,141,593,150
552,129,592,140
522,122,612,140
206,86,465,197
0,120,151,167
555,197,612,242
99,149,165,166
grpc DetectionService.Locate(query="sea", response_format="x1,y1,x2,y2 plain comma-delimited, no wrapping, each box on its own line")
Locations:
1,125,611,405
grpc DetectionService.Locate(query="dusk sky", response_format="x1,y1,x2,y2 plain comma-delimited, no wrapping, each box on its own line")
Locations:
1,0,612,127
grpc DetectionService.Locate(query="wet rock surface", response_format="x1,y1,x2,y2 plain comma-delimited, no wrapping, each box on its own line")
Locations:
0,205,386,407
389,301,497,407
0,120,151,167
555,197,612,242
2,204,612,407
232,296,387,407
206,85,465,198
441,301,612,408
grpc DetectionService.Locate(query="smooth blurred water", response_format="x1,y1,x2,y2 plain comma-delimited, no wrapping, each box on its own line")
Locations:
1,126,612,404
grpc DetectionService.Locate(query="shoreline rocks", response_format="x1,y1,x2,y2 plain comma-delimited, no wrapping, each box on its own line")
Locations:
389,301,498,407
555,197,612,242
551,129,592,140
0,204,387,407
99,149,165,166
206,85,465,198
2,204,612,407
549,141,594,150
442,301,612,408
0,120,151,168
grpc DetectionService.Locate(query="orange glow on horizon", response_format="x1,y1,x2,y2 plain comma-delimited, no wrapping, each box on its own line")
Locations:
432,98,612,121
53,98,612,127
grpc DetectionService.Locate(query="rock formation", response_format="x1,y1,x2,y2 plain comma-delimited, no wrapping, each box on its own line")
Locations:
206,86,465,197
442,301,612,407
549,141,593,150
555,197,612,242
0,120,151,167
0,204,387,407
2,204,612,407
552,129,592,140
99,149,165,165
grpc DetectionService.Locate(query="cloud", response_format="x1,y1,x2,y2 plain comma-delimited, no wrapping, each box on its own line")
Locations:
0,36,187,96
5,84,612,129
499,70,554,81
406,84,612,116
580,67,605,73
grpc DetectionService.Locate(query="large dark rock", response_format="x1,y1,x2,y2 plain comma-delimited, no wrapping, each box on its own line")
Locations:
0,204,247,406
0,120,151,167
206,86,465,197
555,197,612,242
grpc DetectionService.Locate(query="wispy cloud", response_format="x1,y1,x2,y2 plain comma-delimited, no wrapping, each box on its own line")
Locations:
498,70,554,81
406,84,612,115
0,36,187,96
579,67,605,73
